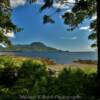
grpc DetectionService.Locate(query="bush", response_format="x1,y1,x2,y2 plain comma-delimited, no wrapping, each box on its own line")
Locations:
0,57,18,88
55,68,99,100
56,68,85,96
14,60,48,96
18,60,47,80
0,56,14,68
0,57,99,100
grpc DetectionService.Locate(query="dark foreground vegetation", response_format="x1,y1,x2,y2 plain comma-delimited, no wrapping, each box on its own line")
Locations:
0,56,99,100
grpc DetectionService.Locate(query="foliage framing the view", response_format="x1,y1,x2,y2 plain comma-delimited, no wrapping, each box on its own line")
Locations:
0,0,21,47
0,0,97,47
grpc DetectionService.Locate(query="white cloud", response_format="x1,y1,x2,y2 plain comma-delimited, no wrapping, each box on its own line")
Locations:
89,29,93,32
79,26,90,30
0,28,15,38
0,29,14,48
0,43,7,48
10,0,26,8
71,36,77,40
53,0,75,9
34,0,44,5
3,29,15,38
4,31,15,38
0,30,14,48
10,0,75,8
53,3,65,9
91,15,97,21
68,0,75,3
61,36,77,40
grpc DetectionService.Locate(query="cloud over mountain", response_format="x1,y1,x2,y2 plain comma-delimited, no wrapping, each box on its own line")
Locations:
10,0,26,8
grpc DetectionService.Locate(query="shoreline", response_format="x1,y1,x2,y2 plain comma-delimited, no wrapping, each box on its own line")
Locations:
0,55,97,65
0,55,97,74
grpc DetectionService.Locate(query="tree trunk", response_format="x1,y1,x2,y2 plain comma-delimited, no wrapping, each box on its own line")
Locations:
97,0,100,79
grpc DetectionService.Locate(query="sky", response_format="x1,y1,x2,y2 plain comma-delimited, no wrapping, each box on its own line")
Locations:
9,0,96,52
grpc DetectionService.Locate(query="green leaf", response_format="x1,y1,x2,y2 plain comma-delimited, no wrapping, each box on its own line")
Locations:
91,43,97,48
88,33,97,40
40,0,53,11
43,15,55,24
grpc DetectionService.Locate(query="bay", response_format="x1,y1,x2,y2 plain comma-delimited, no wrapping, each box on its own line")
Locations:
0,51,97,64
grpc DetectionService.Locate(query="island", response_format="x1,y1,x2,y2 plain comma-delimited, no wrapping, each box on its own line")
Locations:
0,42,68,52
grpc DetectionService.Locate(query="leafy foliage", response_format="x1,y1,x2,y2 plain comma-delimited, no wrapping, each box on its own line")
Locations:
0,31,12,47
88,33,96,40
0,57,18,87
91,43,97,48
0,0,97,47
88,20,97,47
43,15,55,24
0,57,99,99
0,0,21,47
40,0,97,47
40,0,53,11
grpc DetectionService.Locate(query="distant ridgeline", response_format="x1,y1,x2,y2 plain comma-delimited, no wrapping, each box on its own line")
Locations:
0,42,65,52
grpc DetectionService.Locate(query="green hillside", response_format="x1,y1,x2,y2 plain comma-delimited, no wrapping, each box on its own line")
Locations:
0,42,63,52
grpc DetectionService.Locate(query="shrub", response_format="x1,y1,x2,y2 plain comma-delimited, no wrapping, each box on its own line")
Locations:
0,66,18,87
0,56,14,68
55,68,99,100
0,57,99,100
18,60,47,80
14,60,48,96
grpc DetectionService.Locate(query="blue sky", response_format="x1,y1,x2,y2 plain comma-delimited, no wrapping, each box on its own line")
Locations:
10,2,95,52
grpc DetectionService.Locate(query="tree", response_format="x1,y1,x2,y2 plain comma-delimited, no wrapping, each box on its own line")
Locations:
0,0,99,77
0,0,21,47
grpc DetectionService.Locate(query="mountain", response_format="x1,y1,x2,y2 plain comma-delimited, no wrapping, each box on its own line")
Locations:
0,42,63,52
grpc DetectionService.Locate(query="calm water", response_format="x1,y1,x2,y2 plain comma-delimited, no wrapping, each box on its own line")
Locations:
0,51,97,64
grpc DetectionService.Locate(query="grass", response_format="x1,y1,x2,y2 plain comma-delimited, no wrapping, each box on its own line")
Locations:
0,55,55,67
68,63,97,74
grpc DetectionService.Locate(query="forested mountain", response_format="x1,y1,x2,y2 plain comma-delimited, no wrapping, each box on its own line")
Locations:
0,42,63,52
